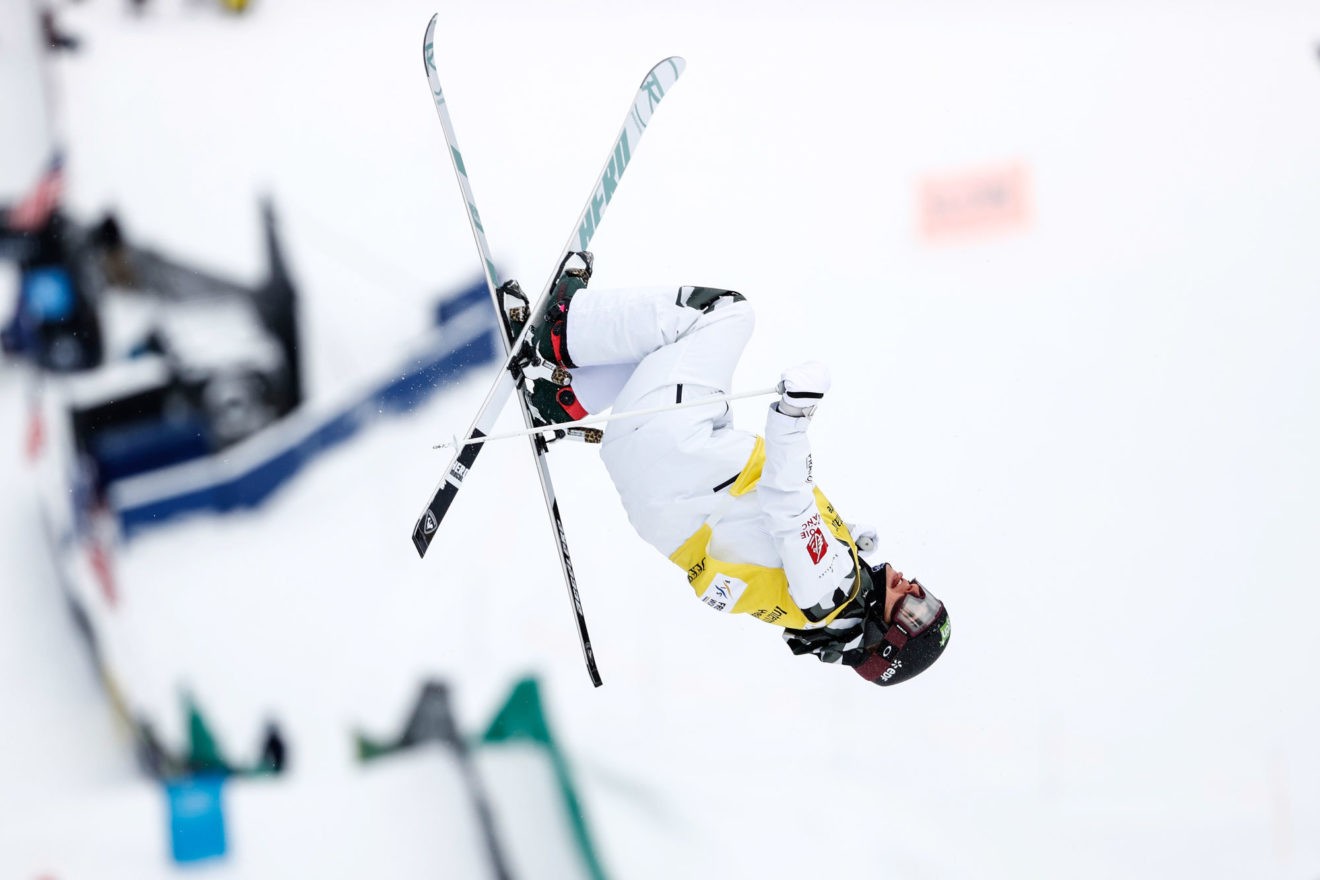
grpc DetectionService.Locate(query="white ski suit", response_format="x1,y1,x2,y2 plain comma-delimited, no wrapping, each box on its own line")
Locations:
567,286,864,631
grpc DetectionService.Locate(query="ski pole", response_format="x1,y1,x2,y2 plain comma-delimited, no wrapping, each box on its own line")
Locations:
433,385,780,450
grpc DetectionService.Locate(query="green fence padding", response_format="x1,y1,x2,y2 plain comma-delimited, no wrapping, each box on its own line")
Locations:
482,676,607,880
184,692,232,775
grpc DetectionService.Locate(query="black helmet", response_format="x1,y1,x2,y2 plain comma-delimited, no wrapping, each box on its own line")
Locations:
855,562,951,687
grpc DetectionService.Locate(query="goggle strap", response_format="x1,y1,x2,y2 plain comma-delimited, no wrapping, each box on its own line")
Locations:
855,628,910,682
855,652,890,682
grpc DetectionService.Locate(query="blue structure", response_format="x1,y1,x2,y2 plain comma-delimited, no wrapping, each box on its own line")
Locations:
165,774,229,863
108,278,497,538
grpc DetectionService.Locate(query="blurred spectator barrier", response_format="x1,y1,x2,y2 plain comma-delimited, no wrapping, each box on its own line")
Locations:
104,277,493,536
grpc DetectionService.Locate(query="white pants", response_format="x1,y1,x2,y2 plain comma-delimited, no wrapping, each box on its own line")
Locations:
567,286,759,555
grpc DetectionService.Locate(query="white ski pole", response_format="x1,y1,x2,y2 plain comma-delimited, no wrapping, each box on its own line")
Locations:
433,385,780,450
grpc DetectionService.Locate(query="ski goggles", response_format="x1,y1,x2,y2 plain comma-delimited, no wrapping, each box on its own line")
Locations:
889,579,945,638
864,562,945,638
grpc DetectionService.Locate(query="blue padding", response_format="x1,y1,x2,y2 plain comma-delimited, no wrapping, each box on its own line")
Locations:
434,277,489,325
91,417,212,485
22,267,75,321
117,324,497,538
377,330,497,415
165,774,228,863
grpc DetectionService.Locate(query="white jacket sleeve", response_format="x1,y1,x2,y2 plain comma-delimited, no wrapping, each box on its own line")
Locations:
757,405,856,621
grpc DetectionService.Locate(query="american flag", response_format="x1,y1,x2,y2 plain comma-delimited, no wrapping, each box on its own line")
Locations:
6,153,64,233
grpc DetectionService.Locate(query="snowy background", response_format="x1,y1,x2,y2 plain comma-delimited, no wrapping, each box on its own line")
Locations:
3,0,1320,877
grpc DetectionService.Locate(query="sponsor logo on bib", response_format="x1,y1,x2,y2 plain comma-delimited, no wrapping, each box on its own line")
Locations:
699,573,747,613
799,513,831,564
805,527,829,564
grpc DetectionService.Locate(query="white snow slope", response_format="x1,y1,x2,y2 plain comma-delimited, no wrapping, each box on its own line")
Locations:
3,0,1320,878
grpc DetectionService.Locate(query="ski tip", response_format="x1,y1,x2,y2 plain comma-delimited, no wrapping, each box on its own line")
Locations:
653,56,686,79
411,526,431,558
423,15,438,74
638,57,685,93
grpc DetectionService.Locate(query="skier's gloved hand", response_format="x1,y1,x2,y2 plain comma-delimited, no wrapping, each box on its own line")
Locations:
776,361,831,418
848,523,878,553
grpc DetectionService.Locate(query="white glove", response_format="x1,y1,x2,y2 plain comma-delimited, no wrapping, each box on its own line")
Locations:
848,522,878,553
777,361,831,418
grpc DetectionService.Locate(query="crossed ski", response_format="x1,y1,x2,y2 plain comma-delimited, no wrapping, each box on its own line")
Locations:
413,14,685,686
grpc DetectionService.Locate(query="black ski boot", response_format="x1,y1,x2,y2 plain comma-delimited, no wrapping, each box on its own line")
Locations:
510,252,594,428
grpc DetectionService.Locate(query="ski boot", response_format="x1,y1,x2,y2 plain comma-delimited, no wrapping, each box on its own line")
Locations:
505,252,595,432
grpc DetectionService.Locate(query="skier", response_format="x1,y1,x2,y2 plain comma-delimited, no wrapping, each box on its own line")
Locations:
511,253,951,687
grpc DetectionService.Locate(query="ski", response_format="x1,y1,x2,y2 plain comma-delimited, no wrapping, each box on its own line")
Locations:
413,14,685,686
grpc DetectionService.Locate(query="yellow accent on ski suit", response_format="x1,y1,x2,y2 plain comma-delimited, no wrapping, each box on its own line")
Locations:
668,437,862,630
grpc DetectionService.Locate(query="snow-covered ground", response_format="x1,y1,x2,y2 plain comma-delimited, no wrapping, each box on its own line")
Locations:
4,0,1320,877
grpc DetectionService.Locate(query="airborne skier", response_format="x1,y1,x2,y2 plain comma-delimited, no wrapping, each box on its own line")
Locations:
511,254,952,687
413,22,946,686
